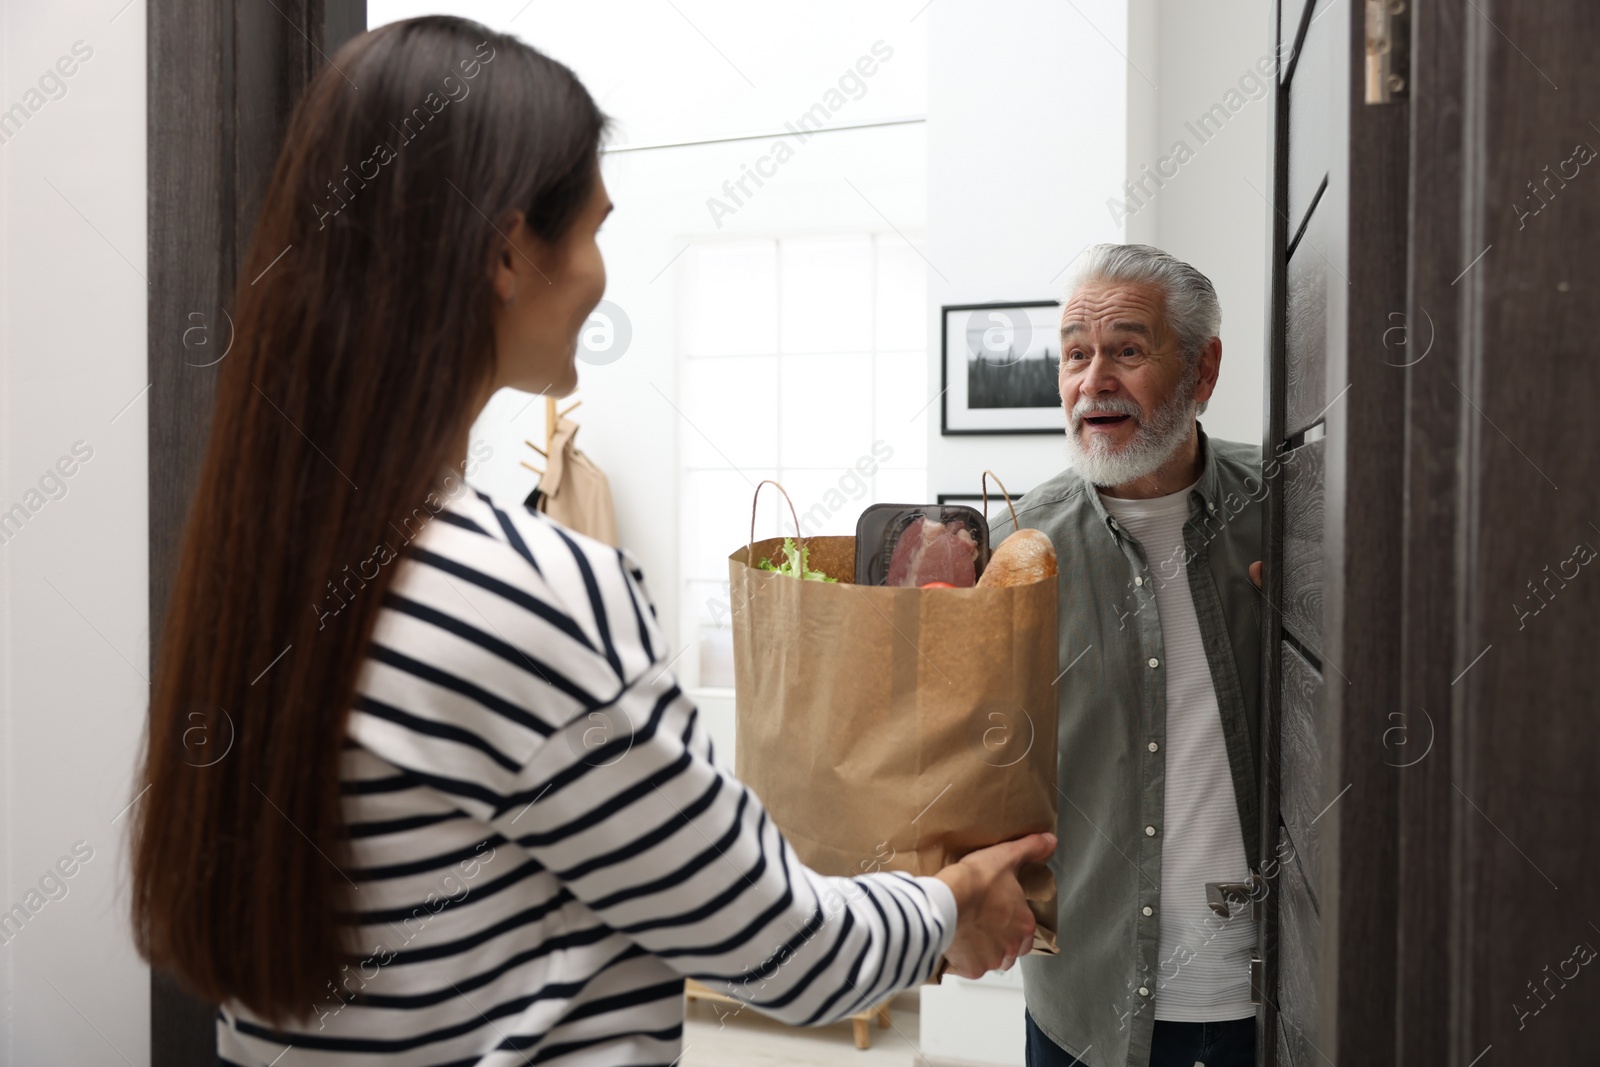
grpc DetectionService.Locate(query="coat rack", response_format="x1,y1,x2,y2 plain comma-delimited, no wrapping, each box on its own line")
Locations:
520,395,583,479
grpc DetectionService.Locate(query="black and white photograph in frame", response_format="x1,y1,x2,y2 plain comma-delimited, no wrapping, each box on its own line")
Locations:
941,300,1064,435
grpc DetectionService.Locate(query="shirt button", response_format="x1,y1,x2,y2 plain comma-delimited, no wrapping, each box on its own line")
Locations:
1145,825,1157,836
1142,906,1153,916
1148,657,1160,669
1148,741,1159,752
1207,501,1217,512
1134,576,1145,587
1138,986,1151,997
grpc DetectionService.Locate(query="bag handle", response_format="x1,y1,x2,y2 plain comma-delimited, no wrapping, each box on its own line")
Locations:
981,469,1021,531
746,479,805,568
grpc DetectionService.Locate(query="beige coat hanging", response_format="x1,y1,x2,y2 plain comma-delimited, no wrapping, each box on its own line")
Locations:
528,416,619,547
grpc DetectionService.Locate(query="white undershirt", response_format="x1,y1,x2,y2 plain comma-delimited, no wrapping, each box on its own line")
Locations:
1100,481,1255,1022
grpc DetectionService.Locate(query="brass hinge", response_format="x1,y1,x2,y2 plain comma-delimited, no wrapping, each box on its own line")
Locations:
1366,0,1411,103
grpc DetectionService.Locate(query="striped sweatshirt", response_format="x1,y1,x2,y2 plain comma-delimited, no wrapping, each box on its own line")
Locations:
217,482,957,1066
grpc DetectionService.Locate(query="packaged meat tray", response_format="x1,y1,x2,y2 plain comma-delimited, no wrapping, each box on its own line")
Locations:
854,503,991,587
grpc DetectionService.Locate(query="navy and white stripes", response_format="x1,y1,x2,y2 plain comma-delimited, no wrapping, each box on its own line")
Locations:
217,485,955,1066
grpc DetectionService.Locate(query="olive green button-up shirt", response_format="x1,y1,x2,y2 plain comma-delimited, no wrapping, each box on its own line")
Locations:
991,426,1264,1067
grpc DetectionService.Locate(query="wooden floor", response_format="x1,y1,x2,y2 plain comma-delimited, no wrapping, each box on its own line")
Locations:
682,989,922,1066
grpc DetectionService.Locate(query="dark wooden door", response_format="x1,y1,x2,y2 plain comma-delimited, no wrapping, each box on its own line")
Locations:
1398,1,1600,1064
1260,2,1600,1063
147,3,365,1064
1257,0,1409,1063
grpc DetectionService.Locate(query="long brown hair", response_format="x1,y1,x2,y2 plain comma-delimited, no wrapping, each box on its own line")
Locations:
131,16,606,1024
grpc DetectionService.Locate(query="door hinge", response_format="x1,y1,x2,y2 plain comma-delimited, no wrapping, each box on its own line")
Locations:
1366,0,1410,103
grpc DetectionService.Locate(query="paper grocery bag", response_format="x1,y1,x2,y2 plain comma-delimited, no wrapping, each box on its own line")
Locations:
728,481,1060,959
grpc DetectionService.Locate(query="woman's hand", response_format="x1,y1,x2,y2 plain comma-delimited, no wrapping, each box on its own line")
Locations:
934,832,1057,979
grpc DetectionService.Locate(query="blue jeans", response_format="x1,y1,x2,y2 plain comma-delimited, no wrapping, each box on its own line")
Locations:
1025,1011,1256,1067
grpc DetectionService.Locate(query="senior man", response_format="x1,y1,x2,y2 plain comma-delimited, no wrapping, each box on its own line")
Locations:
990,244,1265,1067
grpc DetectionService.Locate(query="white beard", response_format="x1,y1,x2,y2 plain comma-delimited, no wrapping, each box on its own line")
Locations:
1062,362,1199,489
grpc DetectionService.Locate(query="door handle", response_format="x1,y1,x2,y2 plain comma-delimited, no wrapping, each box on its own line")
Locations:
1203,872,1265,920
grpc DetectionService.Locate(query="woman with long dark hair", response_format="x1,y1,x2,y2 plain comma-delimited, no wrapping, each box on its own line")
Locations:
129,16,1051,1065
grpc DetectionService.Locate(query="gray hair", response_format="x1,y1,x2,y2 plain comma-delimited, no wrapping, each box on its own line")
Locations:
1062,243,1221,365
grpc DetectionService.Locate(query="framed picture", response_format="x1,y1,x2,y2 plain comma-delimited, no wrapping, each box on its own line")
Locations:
941,300,1064,435
937,491,1032,527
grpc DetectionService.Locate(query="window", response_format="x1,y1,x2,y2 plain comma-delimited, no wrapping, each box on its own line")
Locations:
677,233,928,690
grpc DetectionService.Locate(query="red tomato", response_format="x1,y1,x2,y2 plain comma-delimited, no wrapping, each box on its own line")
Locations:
919,581,956,589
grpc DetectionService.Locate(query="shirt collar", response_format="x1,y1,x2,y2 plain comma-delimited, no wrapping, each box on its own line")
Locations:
1080,422,1220,542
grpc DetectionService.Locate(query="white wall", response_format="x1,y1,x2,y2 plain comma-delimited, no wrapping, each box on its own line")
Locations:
1149,0,1273,448
925,0,1133,509
0,1,151,1064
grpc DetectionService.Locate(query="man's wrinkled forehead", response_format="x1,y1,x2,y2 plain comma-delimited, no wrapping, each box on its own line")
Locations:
1059,282,1167,341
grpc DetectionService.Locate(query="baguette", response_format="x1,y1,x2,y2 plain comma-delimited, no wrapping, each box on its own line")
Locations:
977,528,1058,588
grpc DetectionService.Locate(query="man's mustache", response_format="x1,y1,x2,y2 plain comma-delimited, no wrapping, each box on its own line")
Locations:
1068,397,1143,428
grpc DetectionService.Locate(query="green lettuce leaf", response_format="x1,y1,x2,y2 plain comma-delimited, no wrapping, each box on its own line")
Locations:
756,537,837,582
